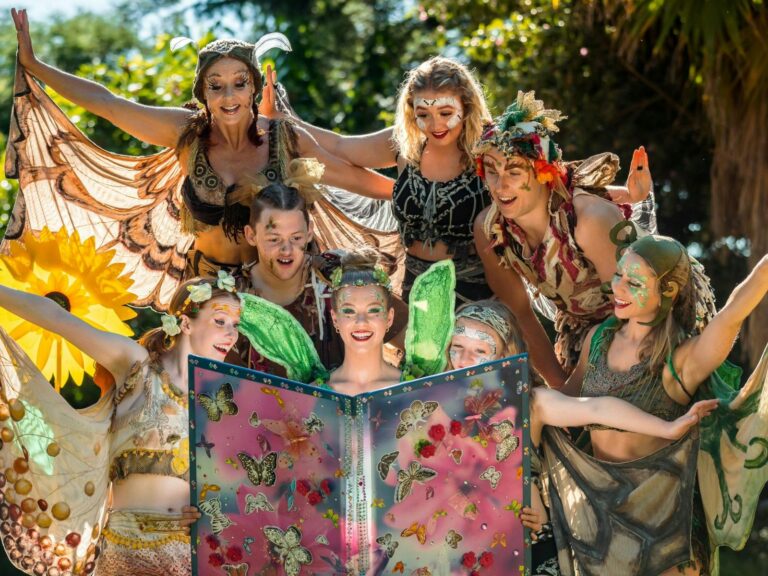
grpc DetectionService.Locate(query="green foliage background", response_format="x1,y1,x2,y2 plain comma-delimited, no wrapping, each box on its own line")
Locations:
0,1,765,573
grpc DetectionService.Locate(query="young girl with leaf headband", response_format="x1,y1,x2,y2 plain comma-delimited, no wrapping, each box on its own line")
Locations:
0,274,240,576
543,235,768,575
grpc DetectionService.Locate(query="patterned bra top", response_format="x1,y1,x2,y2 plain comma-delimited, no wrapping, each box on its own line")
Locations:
109,359,190,482
181,119,287,239
580,317,686,430
392,163,490,261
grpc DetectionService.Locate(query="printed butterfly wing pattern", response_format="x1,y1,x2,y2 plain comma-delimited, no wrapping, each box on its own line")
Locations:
188,356,348,576
362,356,531,574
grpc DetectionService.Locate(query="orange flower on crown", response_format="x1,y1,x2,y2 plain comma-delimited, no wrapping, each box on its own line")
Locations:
533,159,563,189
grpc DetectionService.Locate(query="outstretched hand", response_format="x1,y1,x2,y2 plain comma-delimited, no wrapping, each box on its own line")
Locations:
11,8,36,70
608,146,652,204
665,398,720,439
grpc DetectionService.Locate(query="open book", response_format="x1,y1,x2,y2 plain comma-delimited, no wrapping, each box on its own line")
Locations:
188,354,531,576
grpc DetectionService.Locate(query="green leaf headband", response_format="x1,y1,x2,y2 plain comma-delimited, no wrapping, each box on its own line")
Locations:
161,271,238,337
329,265,392,292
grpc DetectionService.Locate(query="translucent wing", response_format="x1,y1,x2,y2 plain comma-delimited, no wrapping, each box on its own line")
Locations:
239,293,328,383
169,36,195,52
403,260,456,378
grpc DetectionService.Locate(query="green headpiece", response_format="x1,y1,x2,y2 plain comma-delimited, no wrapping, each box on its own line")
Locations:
473,90,566,164
628,234,688,327
609,222,716,330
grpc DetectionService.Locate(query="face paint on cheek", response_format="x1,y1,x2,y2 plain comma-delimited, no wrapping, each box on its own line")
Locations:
416,118,427,132
627,263,651,308
453,325,498,357
446,111,463,130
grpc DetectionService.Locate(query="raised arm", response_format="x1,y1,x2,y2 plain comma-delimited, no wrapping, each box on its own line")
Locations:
0,284,146,386
261,65,398,169
12,8,191,148
295,126,395,200
573,193,626,283
474,213,567,388
532,387,718,441
670,254,768,395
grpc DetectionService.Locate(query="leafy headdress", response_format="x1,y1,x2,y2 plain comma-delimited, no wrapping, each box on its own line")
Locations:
473,90,567,192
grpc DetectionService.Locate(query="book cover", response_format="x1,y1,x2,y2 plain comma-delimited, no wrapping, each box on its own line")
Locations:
188,354,530,575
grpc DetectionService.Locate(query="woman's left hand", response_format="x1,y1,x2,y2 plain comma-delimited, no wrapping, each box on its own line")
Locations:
520,505,546,540
608,146,652,204
665,399,720,439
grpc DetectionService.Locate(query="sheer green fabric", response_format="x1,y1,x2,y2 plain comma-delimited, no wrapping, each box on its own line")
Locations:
238,293,329,384
402,260,456,380
697,344,768,574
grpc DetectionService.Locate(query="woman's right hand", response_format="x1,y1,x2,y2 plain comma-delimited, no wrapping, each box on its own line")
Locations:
259,64,287,120
11,8,37,70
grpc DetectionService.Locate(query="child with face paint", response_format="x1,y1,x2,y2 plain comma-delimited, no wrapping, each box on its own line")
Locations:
0,275,242,576
237,175,346,374
542,233,768,575
446,299,718,576
473,91,657,387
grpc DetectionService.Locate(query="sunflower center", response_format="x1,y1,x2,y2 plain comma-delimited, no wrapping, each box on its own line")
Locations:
45,291,71,312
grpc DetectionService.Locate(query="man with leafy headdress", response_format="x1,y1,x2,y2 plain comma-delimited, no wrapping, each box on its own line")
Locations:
473,91,652,386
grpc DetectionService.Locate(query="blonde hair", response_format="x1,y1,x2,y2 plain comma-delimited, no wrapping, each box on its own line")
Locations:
393,57,491,169
455,299,525,357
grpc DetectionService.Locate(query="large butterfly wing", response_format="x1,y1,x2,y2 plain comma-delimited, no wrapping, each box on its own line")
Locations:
260,451,278,486
215,382,239,417
285,548,313,576
377,451,399,481
496,435,520,462
197,392,222,422
412,464,437,483
420,401,439,419
394,468,414,503
263,525,287,552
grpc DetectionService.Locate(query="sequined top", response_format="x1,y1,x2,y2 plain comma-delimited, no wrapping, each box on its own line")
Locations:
393,164,490,262
484,186,618,370
580,317,685,430
181,119,289,239
109,359,189,482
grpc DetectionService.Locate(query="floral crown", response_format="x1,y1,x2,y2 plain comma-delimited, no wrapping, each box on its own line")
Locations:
161,271,238,337
473,91,567,188
329,265,392,292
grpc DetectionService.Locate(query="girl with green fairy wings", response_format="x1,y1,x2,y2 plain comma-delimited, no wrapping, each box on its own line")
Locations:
447,299,718,576
542,231,768,576
238,247,454,390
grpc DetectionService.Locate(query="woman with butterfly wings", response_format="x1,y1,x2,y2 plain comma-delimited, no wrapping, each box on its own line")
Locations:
0,276,242,576
447,299,719,576
7,8,397,311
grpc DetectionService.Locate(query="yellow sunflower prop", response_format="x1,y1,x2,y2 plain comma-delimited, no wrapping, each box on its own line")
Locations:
0,227,137,389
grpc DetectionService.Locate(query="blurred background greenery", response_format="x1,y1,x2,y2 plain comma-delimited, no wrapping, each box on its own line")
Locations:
1,0,766,573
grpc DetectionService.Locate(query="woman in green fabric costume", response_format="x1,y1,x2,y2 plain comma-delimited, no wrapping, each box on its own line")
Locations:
544,232,768,576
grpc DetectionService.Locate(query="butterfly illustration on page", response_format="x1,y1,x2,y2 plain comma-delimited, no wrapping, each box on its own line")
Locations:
303,412,324,434
263,525,312,576
376,533,399,558
198,496,234,535
395,461,437,503
400,522,427,545
196,434,215,458
480,466,502,490
198,483,220,502
261,415,320,461
445,529,463,549
315,534,329,545
249,411,261,428
197,382,238,422
222,564,248,576
490,419,520,462
244,492,274,514
395,400,439,439
243,537,255,555
237,451,278,487
461,390,502,439
377,450,399,481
